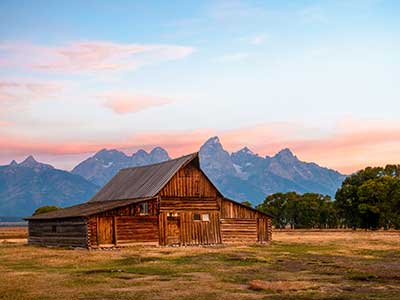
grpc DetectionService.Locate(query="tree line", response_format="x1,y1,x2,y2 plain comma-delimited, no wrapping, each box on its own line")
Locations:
256,165,400,230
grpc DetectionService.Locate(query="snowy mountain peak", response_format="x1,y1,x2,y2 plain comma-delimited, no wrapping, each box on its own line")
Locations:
239,146,255,155
204,136,221,145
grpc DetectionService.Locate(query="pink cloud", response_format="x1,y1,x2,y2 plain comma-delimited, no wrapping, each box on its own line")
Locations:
0,120,12,127
0,41,194,74
0,80,64,113
102,93,173,114
0,81,63,98
1,120,400,173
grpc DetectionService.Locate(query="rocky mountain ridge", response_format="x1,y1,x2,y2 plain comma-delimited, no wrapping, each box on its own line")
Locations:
1,137,346,216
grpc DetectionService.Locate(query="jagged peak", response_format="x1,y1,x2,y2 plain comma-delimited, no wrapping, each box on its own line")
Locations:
204,136,221,145
277,148,294,156
201,136,225,152
19,155,54,170
9,160,18,166
22,155,37,164
274,148,297,161
239,146,255,155
94,148,127,160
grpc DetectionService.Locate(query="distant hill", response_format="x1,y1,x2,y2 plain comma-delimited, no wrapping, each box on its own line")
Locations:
0,137,346,216
0,156,99,217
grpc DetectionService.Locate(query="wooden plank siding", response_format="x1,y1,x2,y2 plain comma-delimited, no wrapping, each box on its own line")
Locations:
28,218,87,248
180,211,221,245
220,198,272,244
160,197,218,211
220,218,257,244
115,216,158,245
157,161,223,245
159,161,219,198
87,199,159,247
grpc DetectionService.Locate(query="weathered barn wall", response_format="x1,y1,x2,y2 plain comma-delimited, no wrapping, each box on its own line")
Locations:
28,218,87,247
159,161,219,198
87,199,159,247
115,216,158,245
220,199,272,243
160,197,218,211
158,211,221,246
257,218,272,243
220,218,257,243
158,161,222,245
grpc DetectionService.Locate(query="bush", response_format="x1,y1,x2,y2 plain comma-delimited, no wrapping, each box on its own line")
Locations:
33,205,60,216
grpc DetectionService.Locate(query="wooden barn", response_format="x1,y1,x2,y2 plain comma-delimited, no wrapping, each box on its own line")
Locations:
25,153,272,248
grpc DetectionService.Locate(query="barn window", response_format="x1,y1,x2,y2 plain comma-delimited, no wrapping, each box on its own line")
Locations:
201,214,210,221
139,202,149,215
51,225,57,232
193,213,201,220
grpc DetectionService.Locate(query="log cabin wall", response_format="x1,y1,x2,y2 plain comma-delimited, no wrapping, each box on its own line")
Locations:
220,199,272,244
158,160,222,245
28,218,87,247
87,199,159,247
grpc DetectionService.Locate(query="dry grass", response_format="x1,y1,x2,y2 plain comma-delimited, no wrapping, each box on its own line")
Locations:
0,227,27,240
0,229,399,300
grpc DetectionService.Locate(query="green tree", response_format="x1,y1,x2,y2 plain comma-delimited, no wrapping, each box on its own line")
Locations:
33,205,60,216
335,165,400,229
257,192,337,229
240,200,252,207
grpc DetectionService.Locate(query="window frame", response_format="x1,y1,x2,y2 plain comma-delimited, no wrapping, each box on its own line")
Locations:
201,213,210,222
139,202,149,216
193,213,201,221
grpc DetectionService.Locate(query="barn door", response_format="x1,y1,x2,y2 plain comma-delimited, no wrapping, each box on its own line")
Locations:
167,216,180,245
97,217,114,246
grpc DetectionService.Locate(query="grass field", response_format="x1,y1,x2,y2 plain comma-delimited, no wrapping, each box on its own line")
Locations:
1,228,399,300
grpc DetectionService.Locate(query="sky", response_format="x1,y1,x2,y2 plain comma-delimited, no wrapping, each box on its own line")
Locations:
0,0,399,174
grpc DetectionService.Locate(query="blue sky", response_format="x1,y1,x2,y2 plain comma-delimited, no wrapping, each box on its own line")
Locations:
0,0,399,173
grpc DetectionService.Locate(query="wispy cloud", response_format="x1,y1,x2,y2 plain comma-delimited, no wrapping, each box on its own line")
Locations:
0,41,194,74
0,80,63,105
102,92,173,114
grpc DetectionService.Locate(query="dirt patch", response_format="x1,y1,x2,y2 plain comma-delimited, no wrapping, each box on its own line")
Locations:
248,280,316,291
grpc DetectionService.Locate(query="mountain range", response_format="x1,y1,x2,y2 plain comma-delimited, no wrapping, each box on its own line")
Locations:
0,137,346,217
0,156,98,217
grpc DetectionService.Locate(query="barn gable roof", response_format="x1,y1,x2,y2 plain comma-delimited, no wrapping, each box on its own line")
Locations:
89,152,213,202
